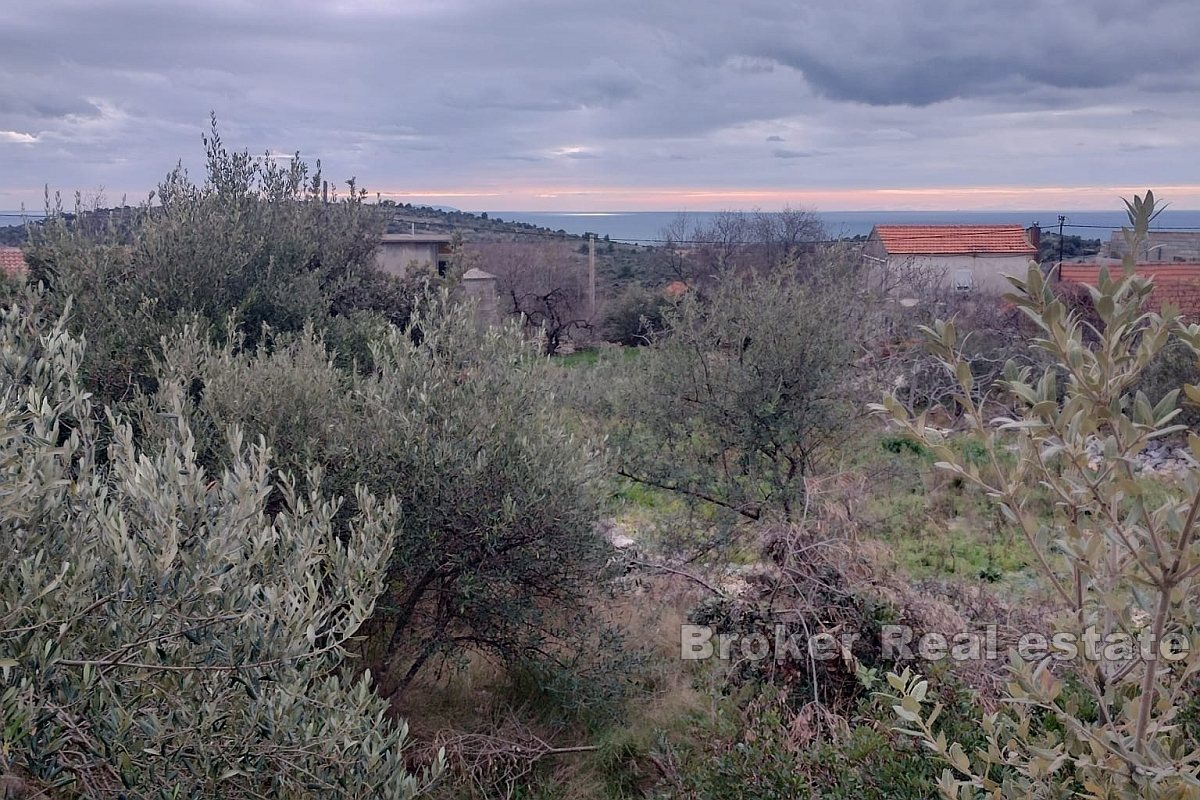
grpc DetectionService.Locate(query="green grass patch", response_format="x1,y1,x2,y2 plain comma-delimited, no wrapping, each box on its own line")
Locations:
892,517,1033,582
612,478,675,510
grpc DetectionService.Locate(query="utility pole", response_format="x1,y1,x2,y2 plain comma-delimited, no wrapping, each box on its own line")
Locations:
1057,215,1066,279
588,234,596,318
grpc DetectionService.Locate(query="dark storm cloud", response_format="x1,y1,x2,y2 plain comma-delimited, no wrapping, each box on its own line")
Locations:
748,0,1200,107
0,0,1197,208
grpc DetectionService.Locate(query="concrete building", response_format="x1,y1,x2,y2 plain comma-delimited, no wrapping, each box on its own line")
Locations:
1106,230,1200,262
460,267,500,327
865,224,1039,297
375,234,454,278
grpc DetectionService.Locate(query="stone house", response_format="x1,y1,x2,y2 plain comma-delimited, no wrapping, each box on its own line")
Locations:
1106,231,1200,262
865,224,1039,298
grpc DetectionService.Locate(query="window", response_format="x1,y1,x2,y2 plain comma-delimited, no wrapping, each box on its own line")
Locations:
954,268,973,292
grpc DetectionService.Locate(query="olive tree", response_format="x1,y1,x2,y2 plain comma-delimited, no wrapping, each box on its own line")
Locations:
612,254,869,522
876,193,1200,799
145,292,611,698
0,289,438,799
23,116,396,402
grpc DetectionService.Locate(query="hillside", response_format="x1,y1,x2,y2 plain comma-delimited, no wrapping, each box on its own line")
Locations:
383,202,660,285
0,202,662,286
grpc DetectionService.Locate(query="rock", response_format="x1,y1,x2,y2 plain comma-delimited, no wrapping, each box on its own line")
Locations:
595,519,637,549
610,533,636,549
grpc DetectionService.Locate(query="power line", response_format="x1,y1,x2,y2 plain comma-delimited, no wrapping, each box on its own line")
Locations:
394,217,1200,247
1056,222,1200,231
469,230,1035,246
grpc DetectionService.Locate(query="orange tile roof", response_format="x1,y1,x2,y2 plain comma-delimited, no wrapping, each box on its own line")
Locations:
0,248,27,277
873,224,1037,256
1058,262,1200,317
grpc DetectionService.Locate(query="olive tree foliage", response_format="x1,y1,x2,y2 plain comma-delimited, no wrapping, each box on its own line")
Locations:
142,292,611,697
875,193,1200,799
21,116,398,402
0,289,439,798
612,253,869,523
887,293,1046,414
602,282,667,346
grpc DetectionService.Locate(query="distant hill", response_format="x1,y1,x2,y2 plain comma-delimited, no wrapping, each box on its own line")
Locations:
381,202,660,287
384,202,618,243
0,202,662,287
0,223,29,247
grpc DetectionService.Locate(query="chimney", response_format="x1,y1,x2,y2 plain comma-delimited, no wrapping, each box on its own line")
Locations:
1026,224,1041,252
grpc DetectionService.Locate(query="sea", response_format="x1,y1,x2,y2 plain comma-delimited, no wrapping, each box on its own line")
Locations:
6,208,1200,243
486,210,1200,243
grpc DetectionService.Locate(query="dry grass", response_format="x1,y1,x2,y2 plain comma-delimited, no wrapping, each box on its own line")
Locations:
388,436,1070,797
389,574,713,799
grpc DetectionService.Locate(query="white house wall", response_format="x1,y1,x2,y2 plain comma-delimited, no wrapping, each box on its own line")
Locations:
885,253,1034,295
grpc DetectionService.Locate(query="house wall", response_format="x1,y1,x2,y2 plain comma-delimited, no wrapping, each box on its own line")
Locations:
1108,231,1200,262
865,234,1033,297
886,253,1033,294
375,242,447,278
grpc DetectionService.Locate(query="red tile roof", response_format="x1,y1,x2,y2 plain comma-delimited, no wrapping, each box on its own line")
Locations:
873,225,1037,256
1058,262,1200,317
0,248,27,277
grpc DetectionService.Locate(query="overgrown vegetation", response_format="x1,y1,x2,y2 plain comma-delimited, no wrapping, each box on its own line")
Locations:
0,288,439,798
4,121,1196,799
878,191,1200,798
610,257,870,524
21,116,406,401
142,298,614,701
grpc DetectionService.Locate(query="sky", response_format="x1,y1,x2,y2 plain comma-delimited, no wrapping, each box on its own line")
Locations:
1,0,1198,212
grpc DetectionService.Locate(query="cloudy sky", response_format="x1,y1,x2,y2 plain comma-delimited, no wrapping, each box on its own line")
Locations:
1,0,1198,211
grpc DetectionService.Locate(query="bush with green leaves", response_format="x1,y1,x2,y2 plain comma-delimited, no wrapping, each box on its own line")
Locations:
674,685,989,800
875,192,1200,798
601,283,668,346
0,288,439,798
142,292,614,699
1137,338,1200,430
612,256,868,523
23,116,397,402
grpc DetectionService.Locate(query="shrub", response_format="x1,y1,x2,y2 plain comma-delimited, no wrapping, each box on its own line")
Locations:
143,292,614,698
1137,338,1200,429
601,283,667,346
0,288,438,798
24,117,391,402
675,678,989,800
875,192,1200,798
612,256,868,523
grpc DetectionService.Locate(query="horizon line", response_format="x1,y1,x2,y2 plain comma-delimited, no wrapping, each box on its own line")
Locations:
4,183,1199,215
368,184,1200,214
